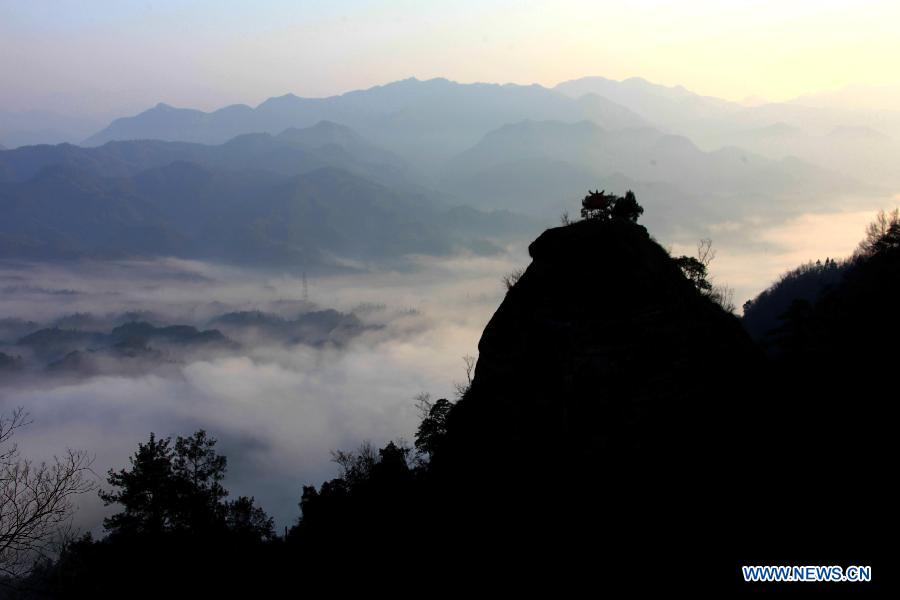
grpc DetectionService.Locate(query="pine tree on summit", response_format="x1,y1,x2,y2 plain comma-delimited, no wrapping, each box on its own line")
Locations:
579,189,643,222
611,190,643,221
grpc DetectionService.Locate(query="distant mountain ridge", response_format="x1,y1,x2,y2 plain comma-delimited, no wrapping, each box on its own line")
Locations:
5,74,896,268
553,75,742,126
0,121,411,186
0,159,533,266
82,78,651,168
79,74,900,189
438,119,864,225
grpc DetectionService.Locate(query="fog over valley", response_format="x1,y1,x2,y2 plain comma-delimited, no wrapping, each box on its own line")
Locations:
0,198,886,531
0,252,525,528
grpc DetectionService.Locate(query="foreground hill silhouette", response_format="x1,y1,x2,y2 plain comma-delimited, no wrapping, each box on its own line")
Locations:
407,213,775,590
9,197,889,595
300,204,887,591
742,257,849,343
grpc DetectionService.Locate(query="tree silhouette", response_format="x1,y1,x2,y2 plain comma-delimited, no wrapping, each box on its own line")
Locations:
415,398,454,460
171,430,228,533
611,190,644,222
673,255,712,292
100,433,177,537
1,408,93,579
674,239,735,311
100,430,249,539
857,208,900,256
40,429,276,595
225,496,275,542
579,189,643,222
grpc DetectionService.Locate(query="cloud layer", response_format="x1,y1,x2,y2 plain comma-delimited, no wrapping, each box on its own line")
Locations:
1,201,893,531
1,250,526,529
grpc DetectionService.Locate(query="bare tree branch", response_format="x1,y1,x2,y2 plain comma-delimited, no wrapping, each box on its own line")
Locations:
453,354,477,399
0,410,95,579
502,268,525,291
697,238,716,267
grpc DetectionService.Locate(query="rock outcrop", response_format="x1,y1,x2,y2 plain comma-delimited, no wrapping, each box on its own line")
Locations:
450,217,759,466
432,217,762,589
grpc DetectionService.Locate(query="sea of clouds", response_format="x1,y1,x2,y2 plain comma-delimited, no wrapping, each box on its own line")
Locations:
0,200,893,531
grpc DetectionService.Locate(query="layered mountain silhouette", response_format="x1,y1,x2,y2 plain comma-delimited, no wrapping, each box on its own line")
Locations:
77,76,900,183
554,75,742,126
5,75,899,204
0,144,533,264
439,119,863,222
15,322,233,369
0,121,410,185
5,75,889,260
82,79,649,168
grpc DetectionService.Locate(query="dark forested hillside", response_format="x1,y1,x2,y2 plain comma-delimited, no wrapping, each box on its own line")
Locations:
741,258,849,342
0,121,536,266
0,161,531,266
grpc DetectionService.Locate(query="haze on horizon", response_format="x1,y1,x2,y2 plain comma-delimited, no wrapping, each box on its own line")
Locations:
3,0,900,119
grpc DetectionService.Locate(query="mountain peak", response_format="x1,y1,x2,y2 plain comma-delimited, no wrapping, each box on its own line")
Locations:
256,93,304,111
276,120,364,147
448,215,758,470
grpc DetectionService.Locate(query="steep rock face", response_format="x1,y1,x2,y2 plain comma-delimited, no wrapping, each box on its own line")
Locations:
450,218,758,464
431,218,762,587
431,217,889,588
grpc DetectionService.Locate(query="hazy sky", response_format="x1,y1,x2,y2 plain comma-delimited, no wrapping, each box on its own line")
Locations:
2,0,900,117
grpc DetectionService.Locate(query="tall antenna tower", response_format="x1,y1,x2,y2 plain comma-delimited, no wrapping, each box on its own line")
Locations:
302,269,309,304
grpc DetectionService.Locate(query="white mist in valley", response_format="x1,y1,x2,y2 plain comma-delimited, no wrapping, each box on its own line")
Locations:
0,249,528,529
0,200,894,531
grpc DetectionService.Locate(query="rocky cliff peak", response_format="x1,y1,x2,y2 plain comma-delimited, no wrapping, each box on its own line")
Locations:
449,217,759,466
